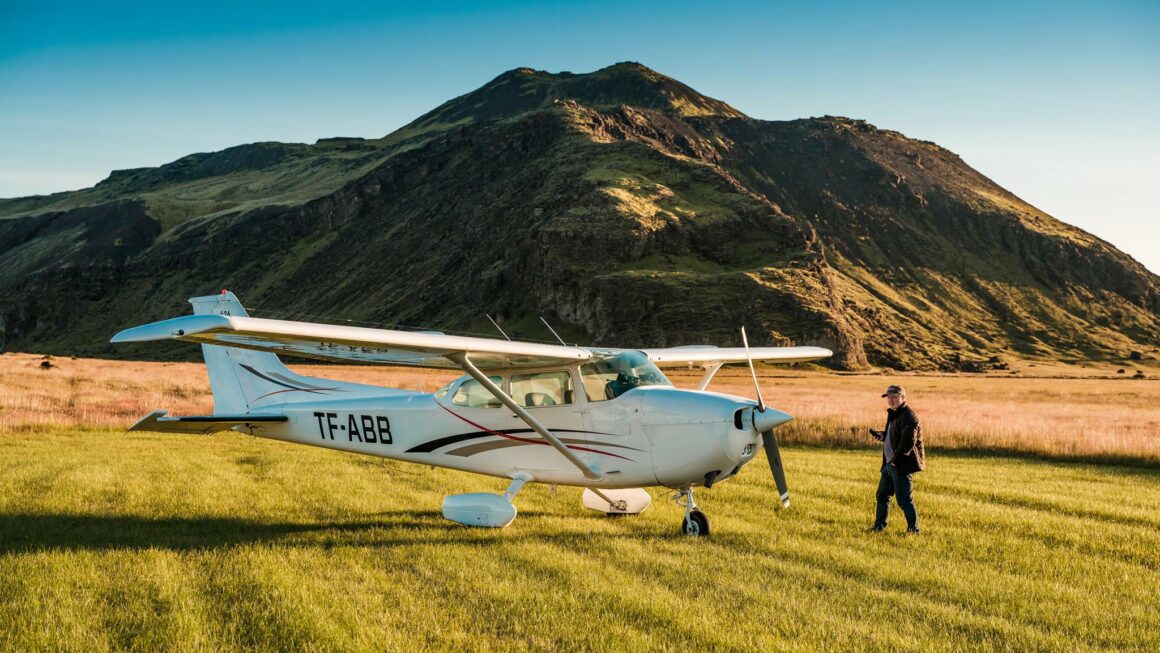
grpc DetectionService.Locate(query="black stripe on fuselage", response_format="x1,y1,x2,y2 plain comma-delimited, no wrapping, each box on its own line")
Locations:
405,428,621,454
405,430,533,453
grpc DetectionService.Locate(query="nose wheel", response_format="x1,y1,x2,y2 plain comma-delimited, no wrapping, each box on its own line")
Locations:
674,487,711,536
681,510,710,536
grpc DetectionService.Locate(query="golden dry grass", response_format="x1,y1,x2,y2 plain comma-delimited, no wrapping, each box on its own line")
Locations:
0,353,455,433
3,353,1158,465
693,368,1160,465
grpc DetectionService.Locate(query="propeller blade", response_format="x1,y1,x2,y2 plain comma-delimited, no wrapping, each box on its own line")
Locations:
740,326,766,411
761,429,790,508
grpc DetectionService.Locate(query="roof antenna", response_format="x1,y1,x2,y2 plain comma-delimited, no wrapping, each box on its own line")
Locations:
540,316,567,346
486,314,511,341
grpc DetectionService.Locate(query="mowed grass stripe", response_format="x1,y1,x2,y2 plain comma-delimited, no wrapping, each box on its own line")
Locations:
922,457,1160,525
0,430,1157,652
757,450,1159,645
715,509,1078,649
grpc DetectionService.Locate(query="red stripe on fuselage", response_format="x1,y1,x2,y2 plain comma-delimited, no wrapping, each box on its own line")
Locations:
438,404,632,461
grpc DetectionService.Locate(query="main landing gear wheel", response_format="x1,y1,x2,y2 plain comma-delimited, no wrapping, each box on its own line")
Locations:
681,509,710,536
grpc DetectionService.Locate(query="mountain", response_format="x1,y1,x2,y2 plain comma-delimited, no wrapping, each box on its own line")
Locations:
1,62,1157,370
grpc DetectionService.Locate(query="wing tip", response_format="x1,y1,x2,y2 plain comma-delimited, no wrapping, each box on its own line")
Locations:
110,314,231,344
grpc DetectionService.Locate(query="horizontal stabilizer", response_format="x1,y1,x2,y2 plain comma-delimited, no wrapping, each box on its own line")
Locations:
128,410,287,435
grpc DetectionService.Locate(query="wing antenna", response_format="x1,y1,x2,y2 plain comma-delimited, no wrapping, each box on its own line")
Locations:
540,316,567,346
486,314,511,341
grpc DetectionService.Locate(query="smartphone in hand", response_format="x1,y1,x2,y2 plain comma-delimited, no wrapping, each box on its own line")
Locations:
869,428,885,441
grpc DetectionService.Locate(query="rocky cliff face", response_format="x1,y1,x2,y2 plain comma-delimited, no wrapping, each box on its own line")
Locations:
1,63,1156,369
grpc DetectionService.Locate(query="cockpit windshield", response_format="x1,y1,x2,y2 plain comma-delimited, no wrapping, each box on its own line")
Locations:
580,351,672,401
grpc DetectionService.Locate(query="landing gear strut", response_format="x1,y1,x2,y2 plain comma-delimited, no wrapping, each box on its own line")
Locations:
674,486,710,536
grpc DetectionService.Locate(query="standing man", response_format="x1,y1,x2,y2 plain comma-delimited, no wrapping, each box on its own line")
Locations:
868,385,924,533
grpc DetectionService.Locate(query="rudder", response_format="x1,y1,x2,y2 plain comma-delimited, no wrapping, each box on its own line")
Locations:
191,291,301,414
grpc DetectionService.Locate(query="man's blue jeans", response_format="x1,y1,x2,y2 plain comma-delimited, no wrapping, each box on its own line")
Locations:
874,463,918,530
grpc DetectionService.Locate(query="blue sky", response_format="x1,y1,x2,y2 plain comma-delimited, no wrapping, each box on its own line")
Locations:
1,1,1157,272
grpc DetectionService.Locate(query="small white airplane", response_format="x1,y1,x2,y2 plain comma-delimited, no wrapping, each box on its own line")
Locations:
112,291,831,535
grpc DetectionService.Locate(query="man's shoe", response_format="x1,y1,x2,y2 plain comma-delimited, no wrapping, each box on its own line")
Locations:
906,527,921,535
867,524,886,533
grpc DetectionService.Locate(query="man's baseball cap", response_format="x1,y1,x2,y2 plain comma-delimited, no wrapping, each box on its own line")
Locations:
881,385,905,397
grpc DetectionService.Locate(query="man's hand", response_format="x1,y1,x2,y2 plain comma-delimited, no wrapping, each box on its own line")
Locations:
869,428,885,441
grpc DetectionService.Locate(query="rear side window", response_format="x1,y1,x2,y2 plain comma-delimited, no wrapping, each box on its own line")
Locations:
452,376,504,408
511,371,574,407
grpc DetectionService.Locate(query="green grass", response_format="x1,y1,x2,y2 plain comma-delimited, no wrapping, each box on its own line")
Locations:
1,430,1157,652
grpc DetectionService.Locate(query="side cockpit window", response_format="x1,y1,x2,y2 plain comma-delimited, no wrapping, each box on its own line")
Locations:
511,371,574,407
451,376,504,408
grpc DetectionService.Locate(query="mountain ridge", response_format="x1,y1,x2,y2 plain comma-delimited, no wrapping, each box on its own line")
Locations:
1,63,1156,369
401,62,746,135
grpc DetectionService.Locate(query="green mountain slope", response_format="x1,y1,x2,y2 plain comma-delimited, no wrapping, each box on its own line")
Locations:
1,63,1156,369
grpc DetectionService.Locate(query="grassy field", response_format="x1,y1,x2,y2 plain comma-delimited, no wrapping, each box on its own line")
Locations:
1,430,1157,652
1,354,1158,651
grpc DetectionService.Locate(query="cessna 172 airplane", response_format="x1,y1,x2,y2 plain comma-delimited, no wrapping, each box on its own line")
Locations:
112,291,831,535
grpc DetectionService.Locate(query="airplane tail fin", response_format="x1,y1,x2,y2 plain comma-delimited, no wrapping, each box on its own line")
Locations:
190,291,349,414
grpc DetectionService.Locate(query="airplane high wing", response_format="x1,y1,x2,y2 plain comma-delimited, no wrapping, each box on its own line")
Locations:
111,313,593,370
638,345,833,367
111,314,832,371
621,344,832,391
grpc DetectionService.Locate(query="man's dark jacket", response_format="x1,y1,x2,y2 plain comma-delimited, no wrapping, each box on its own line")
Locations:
883,404,925,474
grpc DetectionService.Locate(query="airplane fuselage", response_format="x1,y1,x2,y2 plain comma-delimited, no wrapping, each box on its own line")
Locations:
239,385,764,489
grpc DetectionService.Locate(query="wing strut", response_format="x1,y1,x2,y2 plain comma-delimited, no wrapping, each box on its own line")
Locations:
695,362,724,391
447,352,603,481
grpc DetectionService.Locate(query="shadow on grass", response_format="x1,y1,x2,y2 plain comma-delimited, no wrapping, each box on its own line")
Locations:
0,512,406,553
781,439,1160,473
927,447,1160,474
0,510,667,553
